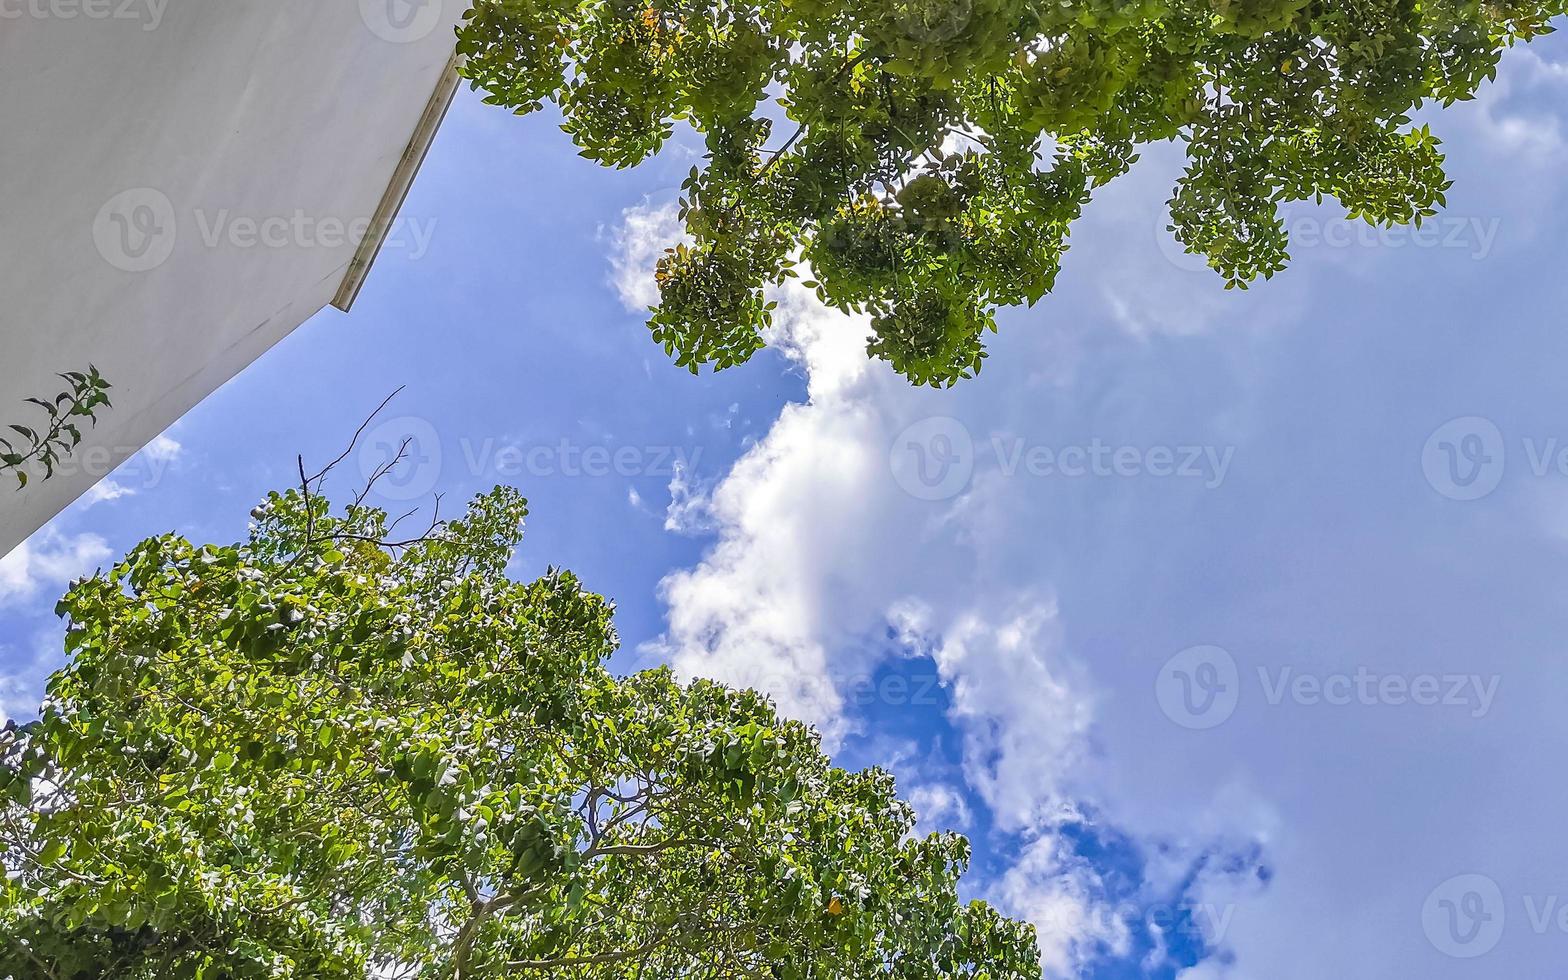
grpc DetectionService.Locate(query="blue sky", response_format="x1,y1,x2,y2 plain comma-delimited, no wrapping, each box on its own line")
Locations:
9,31,1568,978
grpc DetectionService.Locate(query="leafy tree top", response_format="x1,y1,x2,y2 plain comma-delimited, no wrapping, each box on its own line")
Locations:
458,0,1559,385
0,482,1038,978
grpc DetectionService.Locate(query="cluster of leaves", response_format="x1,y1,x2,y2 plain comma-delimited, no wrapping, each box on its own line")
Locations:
458,0,1563,385
0,367,111,490
0,486,1039,978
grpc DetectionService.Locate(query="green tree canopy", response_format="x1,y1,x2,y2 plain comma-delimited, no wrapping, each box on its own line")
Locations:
0,484,1037,978
458,0,1560,385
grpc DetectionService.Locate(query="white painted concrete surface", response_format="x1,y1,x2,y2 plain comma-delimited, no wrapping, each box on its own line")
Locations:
0,0,469,557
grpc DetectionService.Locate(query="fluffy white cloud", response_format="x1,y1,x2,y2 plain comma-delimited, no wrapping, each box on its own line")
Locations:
892,597,1097,832
143,433,183,464
907,781,973,833
619,203,885,733
1452,46,1568,163
608,199,691,311
663,457,714,534
0,528,110,607
80,479,134,507
72,430,186,508
614,202,1182,973
996,834,1132,977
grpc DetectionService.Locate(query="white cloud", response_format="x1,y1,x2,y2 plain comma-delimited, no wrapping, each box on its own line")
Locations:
663,457,715,534
608,200,691,312
143,433,183,463
614,205,1100,799
892,597,1097,832
73,430,185,505
907,781,973,833
614,210,1148,971
1450,47,1568,162
79,479,134,507
893,599,1144,977
994,833,1132,978
634,229,899,735
0,528,110,607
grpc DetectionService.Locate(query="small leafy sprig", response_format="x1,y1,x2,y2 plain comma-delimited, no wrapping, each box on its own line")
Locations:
0,366,112,490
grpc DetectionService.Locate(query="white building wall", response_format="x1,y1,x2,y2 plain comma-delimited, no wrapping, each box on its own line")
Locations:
0,0,470,557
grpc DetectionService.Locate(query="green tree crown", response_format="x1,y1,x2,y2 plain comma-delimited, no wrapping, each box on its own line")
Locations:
458,0,1559,385
0,485,1038,978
